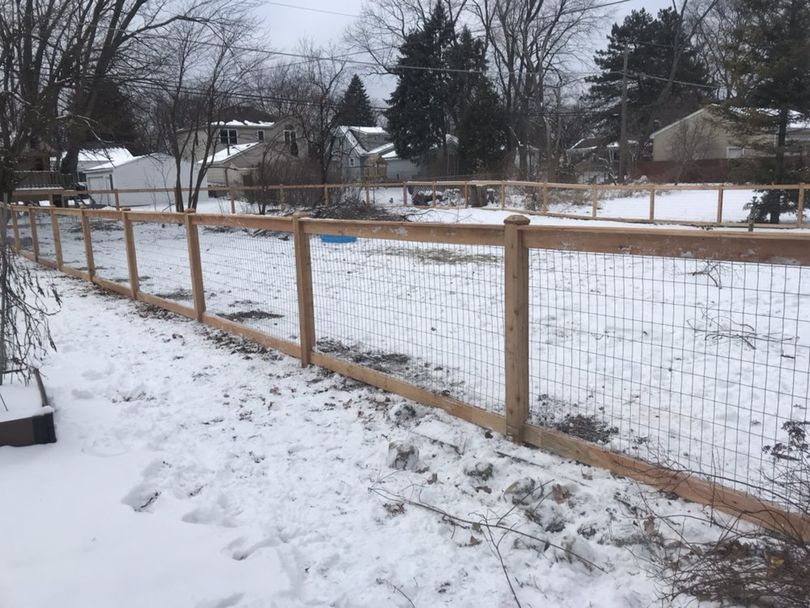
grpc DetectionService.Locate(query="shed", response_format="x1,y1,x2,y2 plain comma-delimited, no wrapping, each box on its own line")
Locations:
84,153,207,208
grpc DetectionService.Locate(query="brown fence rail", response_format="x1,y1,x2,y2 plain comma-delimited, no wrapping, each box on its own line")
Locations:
7,203,810,540
12,180,810,229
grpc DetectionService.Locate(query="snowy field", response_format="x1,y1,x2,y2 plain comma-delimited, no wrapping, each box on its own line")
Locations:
15,204,810,509
1,271,734,608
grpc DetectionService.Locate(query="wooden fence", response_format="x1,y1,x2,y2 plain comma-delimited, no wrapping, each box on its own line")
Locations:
12,179,810,229
6,203,810,540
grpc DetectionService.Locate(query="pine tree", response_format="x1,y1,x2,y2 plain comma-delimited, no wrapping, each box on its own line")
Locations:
585,8,711,143
723,0,810,223
336,75,376,127
386,2,454,160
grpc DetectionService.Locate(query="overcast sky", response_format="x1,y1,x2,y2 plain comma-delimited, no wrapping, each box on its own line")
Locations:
253,0,674,103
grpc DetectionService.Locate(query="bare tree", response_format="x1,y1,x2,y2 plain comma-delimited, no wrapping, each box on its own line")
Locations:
668,115,718,182
469,0,606,179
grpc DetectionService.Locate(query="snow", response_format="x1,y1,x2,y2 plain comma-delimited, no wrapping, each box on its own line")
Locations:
0,384,48,423
204,142,261,164
0,271,730,607
77,147,134,165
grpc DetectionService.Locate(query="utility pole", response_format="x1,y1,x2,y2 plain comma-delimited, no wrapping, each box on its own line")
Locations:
618,45,629,183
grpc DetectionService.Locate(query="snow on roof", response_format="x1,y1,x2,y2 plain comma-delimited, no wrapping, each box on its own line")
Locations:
77,147,134,164
214,120,275,128
84,153,171,172
204,142,261,165
365,142,395,156
651,105,810,138
346,126,386,134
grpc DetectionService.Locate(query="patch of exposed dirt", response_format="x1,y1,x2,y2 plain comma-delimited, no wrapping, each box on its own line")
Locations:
221,309,284,323
384,247,500,265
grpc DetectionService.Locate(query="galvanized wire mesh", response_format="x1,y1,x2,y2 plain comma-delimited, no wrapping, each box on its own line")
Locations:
528,249,810,506
33,211,56,262
14,210,33,252
198,225,299,343
310,236,505,412
131,221,192,303
55,214,85,270
88,217,129,286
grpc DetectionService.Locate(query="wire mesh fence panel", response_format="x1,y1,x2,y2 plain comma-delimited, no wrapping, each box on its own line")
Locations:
89,217,129,286
55,214,86,270
310,237,506,412
33,211,56,262
528,249,810,507
14,210,33,253
547,187,591,216
505,185,542,211
131,221,192,303
198,226,299,343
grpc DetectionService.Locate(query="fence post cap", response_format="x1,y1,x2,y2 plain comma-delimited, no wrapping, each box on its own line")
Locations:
292,211,309,219
184,208,196,214
503,214,530,226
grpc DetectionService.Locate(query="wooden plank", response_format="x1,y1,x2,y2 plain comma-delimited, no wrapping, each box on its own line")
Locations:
432,181,437,207
542,183,549,211
92,276,131,297
464,182,469,208
311,351,506,434
591,185,598,218
402,183,409,206
293,213,316,367
136,292,196,319
61,266,90,280
302,219,504,246
185,212,206,321
84,209,126,220
80,210,95,279
114,190,120,210
122,212,139,298
28,208,39,261
503,215,530,442
229,190,236,215
51,208,83,217
648,187,656,222
523,424,810,541
19,250,35,262
500,183,506,209
716,186,724,224
126,211,183,224
521,226,810,265
39,259,57,269
798,185,806,226
50,208,63,269
191,214,293,232
201,313,300,358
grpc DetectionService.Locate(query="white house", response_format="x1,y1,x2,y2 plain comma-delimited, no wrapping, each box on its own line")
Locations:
76,147,133,177
84,153,207,208
334,126,419,181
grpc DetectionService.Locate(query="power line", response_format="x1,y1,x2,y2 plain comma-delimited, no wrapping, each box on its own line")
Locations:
260,1,360,19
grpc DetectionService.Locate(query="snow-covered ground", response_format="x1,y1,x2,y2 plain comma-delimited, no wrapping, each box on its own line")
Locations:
1,271,732,607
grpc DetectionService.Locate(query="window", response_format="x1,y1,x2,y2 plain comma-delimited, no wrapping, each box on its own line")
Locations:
726,146,745,159
349,157,355,166
284,127,298,156
257,130,265,142
219,129,237,145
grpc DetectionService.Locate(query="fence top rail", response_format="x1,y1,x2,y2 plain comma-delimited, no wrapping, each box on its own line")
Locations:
192,213,294,232
521,225,810,266
125,211,184,225
50,208,84,217
84,209,126,220
301,217,504,246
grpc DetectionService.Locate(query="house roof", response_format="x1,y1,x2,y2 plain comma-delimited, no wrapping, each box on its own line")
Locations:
650,105,810,139
216,120,275,129
77,147,134,165
203,142,261,165
337,125,390,157
84,153,171,173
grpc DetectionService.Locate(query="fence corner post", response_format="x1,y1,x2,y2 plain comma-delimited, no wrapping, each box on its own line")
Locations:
80,209,95,280
293,212,315,367
503,214,531,443
121,210,139,299
184,209,205,321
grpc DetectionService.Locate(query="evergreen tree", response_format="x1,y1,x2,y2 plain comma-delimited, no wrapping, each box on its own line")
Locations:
722,0,810,223
336,75,376,127
585,8,711,143
386,2,454,160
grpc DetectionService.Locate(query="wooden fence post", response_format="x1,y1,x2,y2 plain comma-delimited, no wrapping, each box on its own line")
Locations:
229,189,236,214
280,185,286,210
464,182,470,208
50,208,63,269
501,183,507,209
184,210,205,321
716,186,725,224
324,184,329,206
591,184,598,218
503,214,531,443
10,208,19,252
542,183,549,212
122,211,139,298
80,210,95,279
293,212,315,367
432,181,437,207
365,185,370,206
114,189,121,210
648,186,656,222
28,208,39,262
797,185,805,226
403,182,409,206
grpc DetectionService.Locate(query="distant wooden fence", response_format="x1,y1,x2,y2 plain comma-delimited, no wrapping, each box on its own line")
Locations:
6,203,810,540
12,179,809,229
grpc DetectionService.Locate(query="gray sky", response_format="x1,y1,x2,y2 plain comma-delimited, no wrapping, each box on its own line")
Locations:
253,0,674,103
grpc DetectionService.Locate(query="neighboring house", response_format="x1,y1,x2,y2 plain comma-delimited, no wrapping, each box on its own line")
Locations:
200,120,310,191
644,106,810,181
75,147,133,181
567,137,640,183
84,153,206,208
177,119,303,163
